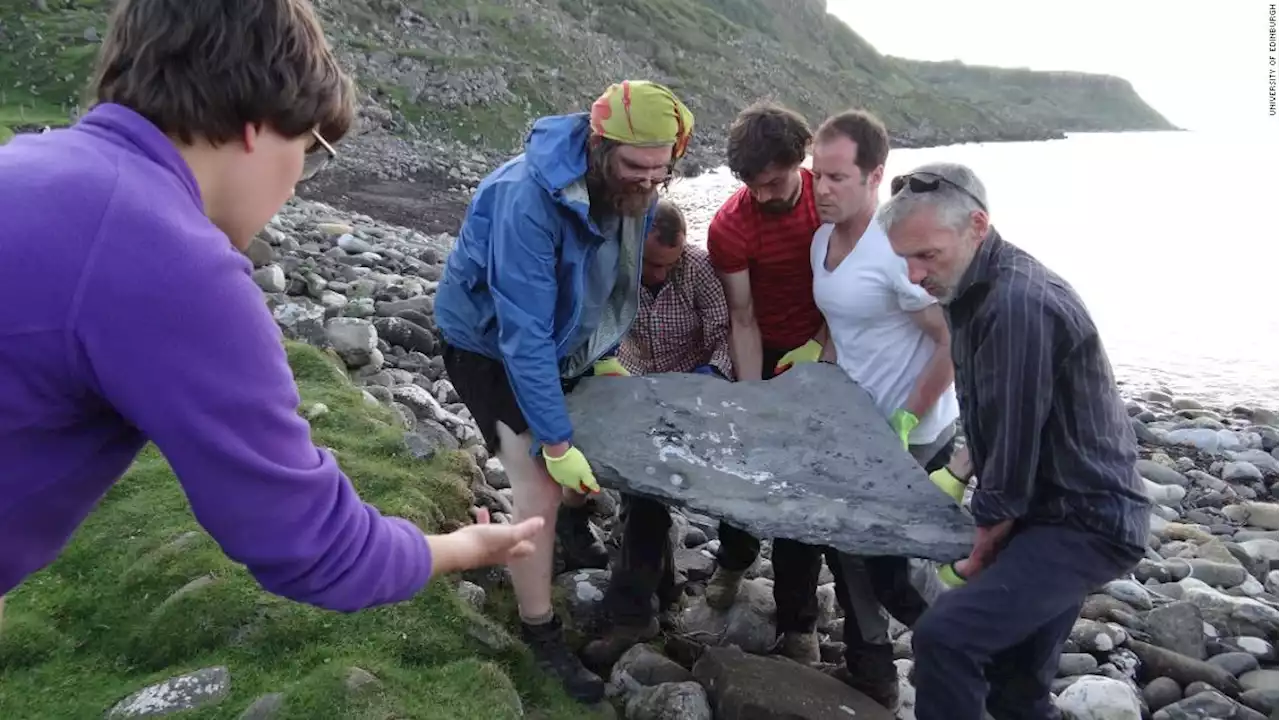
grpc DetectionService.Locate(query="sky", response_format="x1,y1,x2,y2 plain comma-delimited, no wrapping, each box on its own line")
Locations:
828,0,1275,133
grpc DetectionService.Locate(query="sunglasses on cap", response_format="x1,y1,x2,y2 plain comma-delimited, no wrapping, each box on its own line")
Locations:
300,128,337,183
890,172,987,212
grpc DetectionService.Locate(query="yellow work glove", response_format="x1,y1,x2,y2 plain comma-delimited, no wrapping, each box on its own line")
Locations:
888,409,919,450
774,339,822,374
592,357,629,377
937,561,967,588
542,446,601,493
929,467,968,506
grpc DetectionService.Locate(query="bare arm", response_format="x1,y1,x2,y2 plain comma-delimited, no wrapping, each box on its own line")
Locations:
903,304,954,417
719,269,763,381
956,519,1015,578
814,322,836,364
692,252,735,378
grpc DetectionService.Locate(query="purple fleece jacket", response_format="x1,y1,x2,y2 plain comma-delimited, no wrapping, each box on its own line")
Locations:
0,104,432,610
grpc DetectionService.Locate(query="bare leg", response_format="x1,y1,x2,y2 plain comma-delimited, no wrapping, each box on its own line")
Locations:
495,421,562,621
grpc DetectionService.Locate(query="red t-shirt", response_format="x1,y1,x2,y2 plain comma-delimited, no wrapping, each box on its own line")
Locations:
707,168,824,351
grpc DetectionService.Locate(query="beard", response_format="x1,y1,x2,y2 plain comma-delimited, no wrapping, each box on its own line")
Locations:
609,183,658,217
757,198,796,215
589,173,657,218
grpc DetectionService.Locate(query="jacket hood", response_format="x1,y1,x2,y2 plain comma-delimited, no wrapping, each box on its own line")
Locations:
524,112,591,194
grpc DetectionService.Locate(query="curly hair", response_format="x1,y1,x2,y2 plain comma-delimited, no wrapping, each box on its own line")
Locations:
726,101,813,182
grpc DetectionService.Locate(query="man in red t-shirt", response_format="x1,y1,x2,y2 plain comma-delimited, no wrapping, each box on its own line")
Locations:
704,101,830,663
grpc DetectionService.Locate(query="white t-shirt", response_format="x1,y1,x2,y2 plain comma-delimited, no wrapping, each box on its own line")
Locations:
811,219,960,445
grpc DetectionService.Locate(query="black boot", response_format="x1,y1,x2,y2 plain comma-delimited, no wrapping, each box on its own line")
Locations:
824,646,901,711
556,504,609,570
520,614,605,704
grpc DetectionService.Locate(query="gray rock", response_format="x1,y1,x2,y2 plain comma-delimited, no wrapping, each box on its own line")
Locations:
1152,690,1268,720
611,644,695,687
1239,688,1279,717
455,580,486,611
1129,640,1241,695
1058,652,1101,677
272,299,327,346
679,578,776,655
1224,461,1265,483
1070,618,1126,653
691,646,894,720
564,365,973,560
1138,459,1191,487
1238,668,1278,694
1055,675,1142,720
1105,579,1154,610
237,693,284,720
1146,601,1206,659
325,318,378,367
1207,652,1260,677
252,265,287,293
107,666,231,718
371,316,437,356
622,681,712,720
1143,677,1183,712
1184,559,1248,588
403,421,460,460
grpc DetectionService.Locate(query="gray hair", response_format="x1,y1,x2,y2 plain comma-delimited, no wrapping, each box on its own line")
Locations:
877,162,988,235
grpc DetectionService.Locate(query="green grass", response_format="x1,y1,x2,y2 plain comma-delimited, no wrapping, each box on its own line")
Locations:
0,0,105,138
0,342,601,719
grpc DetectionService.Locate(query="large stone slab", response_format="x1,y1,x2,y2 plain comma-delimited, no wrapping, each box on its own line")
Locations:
566,363,974,561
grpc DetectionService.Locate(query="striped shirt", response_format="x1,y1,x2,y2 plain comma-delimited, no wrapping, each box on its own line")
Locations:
706,168,824,351
946,230,1151,549
617,245,733,377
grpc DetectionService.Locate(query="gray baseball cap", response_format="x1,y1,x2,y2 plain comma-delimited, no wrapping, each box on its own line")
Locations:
890,161,988,211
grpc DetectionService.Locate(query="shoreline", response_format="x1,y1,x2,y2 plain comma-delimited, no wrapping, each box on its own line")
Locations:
280,186,1277,413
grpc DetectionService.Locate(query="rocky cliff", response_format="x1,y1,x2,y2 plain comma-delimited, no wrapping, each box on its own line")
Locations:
3,0,1175,161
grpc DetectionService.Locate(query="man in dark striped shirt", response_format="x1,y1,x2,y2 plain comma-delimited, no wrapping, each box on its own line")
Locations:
879,162,1151,720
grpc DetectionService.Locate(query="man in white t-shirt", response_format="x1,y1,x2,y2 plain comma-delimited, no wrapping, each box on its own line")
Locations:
807,109,961,710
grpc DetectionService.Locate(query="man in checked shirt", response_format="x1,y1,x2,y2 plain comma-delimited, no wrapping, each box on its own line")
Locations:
580,198,733,669
881,162,1151,720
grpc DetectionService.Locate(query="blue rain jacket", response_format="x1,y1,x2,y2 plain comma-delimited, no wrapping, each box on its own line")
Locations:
434,112,652,449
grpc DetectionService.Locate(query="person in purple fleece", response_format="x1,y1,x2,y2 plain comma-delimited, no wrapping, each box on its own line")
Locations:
0,0,543,627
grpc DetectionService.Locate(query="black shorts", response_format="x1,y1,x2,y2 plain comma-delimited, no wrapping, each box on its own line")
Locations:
442,343,581,454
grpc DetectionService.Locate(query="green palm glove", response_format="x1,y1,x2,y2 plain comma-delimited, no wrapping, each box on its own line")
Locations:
888,408,919,450
542,446,601,493
937,561,967,588
592,357,629,377
774,339,823,374
928,467,968,506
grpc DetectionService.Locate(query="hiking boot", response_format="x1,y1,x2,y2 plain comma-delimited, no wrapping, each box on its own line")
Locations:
556,504,609,570
703,567,744,610
581,617,660,671
823,664,901,711
520,614,605,704
776,630,821,664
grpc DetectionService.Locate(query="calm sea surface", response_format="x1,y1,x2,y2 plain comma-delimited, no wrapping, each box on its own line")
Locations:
663,130,1279,410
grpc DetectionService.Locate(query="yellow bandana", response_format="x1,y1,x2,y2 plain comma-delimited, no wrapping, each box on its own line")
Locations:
589,80,695,159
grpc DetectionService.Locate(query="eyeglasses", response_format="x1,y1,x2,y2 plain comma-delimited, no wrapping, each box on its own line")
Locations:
890,172,987,212
299,128,337,183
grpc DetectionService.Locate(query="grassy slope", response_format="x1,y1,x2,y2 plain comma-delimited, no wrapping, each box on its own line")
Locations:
0,0,1174,148
0,342,597,719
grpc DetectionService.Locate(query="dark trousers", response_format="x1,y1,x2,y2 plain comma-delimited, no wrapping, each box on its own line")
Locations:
711,344,826,633
912,524,1143,720
602,495,676,626
831,434,954,686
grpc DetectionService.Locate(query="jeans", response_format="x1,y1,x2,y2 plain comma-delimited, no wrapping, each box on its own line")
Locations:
911,524,1143,720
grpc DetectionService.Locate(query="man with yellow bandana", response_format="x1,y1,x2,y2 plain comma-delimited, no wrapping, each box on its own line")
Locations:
435,80,694,704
